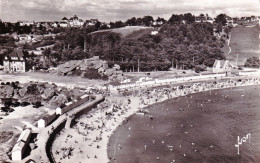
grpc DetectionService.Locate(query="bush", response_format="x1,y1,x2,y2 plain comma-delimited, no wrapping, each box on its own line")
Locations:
244,57,260,68
194,65,206,73
21,101,30,107
1,106,14,113
32,101,42,108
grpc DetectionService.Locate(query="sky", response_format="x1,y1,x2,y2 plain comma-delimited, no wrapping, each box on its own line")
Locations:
0,0,260,22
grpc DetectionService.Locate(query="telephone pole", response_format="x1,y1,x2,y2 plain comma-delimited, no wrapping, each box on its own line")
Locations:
236,53,238,67
138,59,140,72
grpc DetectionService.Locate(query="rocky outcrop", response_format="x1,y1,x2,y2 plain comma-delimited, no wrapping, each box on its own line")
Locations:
53,56,126,81
0,82,86,109
55,60,83,76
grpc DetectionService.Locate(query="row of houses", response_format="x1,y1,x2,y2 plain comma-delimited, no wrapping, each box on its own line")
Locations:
12,14,260,31
18,15,102,28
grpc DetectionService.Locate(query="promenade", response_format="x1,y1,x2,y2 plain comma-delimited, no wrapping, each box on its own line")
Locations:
24,94,104,163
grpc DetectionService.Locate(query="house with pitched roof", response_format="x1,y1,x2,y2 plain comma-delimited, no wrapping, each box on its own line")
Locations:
3,49,26,72
212,60,231,73
68,15,84,27
195,14,213,23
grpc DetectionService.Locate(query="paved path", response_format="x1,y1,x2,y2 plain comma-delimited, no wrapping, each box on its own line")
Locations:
24,95,104,163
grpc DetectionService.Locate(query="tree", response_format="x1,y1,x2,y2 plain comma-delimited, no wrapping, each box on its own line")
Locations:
183,13,195,24
215,14,227,26
95,21,101,30
100,24,109,30
244,57,260,68
125,17,137,26
142,16,154,26
114,21,125,28
156,17,166,23
169,14,183,24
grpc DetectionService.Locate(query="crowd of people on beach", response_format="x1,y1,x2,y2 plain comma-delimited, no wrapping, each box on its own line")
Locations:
52,77,260,162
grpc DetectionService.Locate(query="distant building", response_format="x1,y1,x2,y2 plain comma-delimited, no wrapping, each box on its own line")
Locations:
3,49,26,72
85,19,99,26
195,14,213,23
18,21,35,26
151,31,158,35
68,15,84,27
212,60,231,73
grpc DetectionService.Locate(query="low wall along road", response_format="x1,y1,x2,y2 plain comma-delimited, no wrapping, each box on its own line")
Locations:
25,94,104,163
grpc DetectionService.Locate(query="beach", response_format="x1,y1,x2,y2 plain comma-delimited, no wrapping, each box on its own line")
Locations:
108,85,260,163
51,77,260,163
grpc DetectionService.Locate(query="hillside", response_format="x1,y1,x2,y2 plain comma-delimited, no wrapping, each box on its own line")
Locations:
227,24,260,65
47,23,226,72
89,26,153,38
86,23,225,72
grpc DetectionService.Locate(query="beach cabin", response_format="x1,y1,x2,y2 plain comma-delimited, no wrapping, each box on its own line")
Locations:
12,141,26,161
11,129,31,161
56,101,73,115
56,95,90,115
212,60,231,73
38,110,57,128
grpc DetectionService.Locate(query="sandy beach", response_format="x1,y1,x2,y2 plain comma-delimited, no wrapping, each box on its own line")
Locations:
51,77,260,163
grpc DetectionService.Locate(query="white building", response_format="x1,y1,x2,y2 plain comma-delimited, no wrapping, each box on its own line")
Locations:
68,15,84,27
3,49,26,72
212,60,231,73
18,21,35,26
85,19,99,26
195,14,213,24
151,31,158,35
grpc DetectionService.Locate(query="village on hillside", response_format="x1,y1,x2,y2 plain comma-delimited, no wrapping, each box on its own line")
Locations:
1,4,260,163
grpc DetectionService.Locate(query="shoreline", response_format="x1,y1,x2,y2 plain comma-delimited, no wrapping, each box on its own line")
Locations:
51,77,260,163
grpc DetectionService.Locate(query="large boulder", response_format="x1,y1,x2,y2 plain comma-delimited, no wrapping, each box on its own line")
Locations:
98,67,105,74
55,60,83,75
49,94,68,107
19,87,27,97
113,64,120,70
22,95,42,104
105,68,116,76
94,61,103,69
0,85,14,98
41,88,55,100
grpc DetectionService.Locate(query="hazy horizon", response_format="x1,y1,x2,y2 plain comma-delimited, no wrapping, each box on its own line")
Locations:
0,0,260,23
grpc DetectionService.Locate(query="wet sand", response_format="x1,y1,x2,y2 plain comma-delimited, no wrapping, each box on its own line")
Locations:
108,85,260,163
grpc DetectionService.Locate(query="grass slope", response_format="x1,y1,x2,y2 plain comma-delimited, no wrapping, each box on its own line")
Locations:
227,25,260,65
90,26,153,38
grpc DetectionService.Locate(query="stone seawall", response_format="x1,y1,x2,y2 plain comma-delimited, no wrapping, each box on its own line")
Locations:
25,95,104,163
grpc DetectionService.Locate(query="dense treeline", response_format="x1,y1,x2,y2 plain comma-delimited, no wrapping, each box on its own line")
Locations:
81,22,225,71
40,22,226,71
